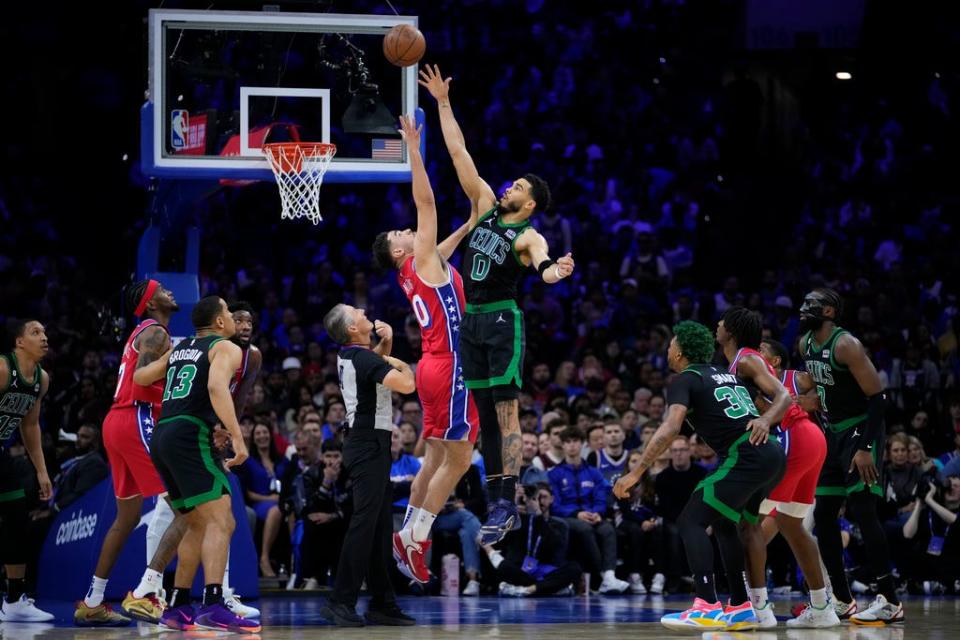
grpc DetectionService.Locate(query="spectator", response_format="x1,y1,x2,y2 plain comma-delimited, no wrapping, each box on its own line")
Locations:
583,422,605,460
535,419,568,471
483,483,582,597
400,400,423,433
938,429,960,469
298,441,350,589
901,475,960,593
889,341,940,420
907,435,942,475
520,431,541,477
906,410,949,461
615,451,666,595
548,427,628,594
397,421,418,456
586,422,629,484
321,399,347,443
648,395,666,422
654,435,706,592
236,419,289,577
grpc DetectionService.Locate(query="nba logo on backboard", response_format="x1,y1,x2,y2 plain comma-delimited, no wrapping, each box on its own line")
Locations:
170,110,189,149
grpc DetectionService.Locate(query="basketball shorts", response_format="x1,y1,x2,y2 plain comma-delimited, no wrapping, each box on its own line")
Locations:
151,414,231,513
417,353,479,443
102,403,166,499
694,434,786,524
461,299,525,394
815,417,883,498
760,418,827,518
0,447,28,503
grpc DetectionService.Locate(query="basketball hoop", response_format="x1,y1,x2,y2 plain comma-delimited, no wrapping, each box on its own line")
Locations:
263,142,337,225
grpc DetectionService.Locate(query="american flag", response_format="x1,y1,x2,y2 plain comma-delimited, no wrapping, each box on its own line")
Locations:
372,138,403,161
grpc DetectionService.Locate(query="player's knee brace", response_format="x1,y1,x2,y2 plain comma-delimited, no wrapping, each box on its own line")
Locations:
146,497,176,562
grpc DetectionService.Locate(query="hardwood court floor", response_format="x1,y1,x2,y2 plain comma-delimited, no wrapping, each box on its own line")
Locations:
1,595,953,639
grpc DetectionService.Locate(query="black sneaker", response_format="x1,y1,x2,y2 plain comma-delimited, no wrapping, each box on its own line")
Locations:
320,601,365,627
364,604,415,626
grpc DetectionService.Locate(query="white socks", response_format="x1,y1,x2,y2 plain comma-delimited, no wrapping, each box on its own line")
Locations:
223,552,231,592
602,570,616,583
146,498,175,565
486,549,505,569
402,504,418,530
84,576,108,608
412,509,437,543
132,569,163,599
810,587,828,608
749,587,769,609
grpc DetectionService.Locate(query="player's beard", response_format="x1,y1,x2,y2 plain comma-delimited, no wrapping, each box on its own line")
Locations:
799,314,825,333
496,199,522,215
232,335,250,348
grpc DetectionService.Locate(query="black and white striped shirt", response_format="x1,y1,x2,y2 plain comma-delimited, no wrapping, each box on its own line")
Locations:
336,346,394,431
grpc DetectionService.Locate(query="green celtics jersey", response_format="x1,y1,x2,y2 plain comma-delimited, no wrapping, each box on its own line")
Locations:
159,335,226,425
801,327,868,429
463,207,532,304
0,353,42,443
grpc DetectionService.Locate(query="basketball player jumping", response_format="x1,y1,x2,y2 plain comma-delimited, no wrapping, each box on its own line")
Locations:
76,280,177,626
371,115,479,585
419,64,575,543
799,288,904,625
717,308,840,629
0,320,54,623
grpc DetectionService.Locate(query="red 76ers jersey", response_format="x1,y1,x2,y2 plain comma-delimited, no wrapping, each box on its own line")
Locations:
398,256,466,355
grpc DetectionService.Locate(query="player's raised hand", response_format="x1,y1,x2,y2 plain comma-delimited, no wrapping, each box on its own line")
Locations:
556,253,575,278
418,64,451,101
396,116,422,147
374,319,394,343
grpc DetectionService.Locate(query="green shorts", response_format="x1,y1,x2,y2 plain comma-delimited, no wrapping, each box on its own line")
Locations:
151,415,232,512
461,300,525,391
815,417,883,497
695,434,786,524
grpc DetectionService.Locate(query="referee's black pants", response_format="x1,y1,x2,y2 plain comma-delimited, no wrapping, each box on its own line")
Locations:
331,429,396,609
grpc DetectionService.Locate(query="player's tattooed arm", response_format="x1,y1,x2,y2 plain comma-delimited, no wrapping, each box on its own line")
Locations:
496,400,522,476
132,326,172,385
613,405,684,499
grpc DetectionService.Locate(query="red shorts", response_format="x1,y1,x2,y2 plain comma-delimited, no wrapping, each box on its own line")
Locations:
102,403,166,499
417,353,479,443
760,417,827,518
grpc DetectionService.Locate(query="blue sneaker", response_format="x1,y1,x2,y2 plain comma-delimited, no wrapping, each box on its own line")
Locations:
195,602,262,634
660,598,727,630
480,498,522,545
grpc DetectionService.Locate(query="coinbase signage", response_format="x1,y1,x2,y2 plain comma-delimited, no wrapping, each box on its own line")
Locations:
39,474,257,600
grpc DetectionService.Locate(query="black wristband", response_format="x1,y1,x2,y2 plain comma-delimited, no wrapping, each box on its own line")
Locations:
537,259,556,276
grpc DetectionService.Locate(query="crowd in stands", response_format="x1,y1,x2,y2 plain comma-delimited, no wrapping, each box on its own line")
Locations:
3,1,960,598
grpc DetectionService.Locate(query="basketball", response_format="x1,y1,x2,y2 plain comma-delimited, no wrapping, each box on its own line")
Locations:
383,24,425,67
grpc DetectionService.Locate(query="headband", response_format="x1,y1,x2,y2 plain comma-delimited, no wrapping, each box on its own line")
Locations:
134,280,160,317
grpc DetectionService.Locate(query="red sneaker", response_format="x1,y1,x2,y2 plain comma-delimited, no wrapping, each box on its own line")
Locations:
392,530,431,583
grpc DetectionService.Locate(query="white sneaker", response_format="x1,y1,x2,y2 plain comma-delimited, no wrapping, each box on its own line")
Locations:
222,588,260,618
755,602,778,628
598,575,629,594
0,595,55,622
650,573,665,595
787,602,841,628
629,574,647,595
850,579,869,594
850,594,904,626
498,582,528,597
462,580,480,596
301,577,321,590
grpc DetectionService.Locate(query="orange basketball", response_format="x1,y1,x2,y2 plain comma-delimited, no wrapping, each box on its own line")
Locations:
383,24,425,67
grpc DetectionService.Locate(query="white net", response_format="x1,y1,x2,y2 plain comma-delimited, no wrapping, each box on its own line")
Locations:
263,143,337,225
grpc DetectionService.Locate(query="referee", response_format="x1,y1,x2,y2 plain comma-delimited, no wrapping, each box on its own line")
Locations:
320,304,416,627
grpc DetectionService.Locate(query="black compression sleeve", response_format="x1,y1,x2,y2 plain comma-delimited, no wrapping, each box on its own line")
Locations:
859,392,886,449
